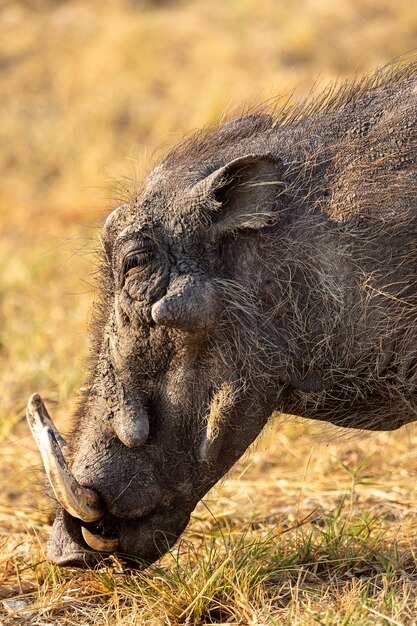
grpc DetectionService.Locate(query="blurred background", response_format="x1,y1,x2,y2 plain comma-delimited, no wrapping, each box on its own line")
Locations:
1,1,417,617
1,0,416,433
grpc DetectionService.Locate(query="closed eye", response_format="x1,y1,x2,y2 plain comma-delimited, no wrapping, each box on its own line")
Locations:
121,250,151,286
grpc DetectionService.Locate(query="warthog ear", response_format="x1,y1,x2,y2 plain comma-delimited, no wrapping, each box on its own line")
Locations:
192,154,284,234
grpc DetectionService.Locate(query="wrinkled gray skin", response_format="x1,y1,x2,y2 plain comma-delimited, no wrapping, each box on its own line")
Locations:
49,59,417,566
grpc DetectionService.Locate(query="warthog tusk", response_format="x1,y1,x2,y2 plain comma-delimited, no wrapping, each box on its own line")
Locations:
26,392,68,452
26,393,103,523
81,526,119,552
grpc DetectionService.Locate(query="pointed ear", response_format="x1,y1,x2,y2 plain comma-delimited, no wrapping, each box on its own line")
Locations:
191,154,284,233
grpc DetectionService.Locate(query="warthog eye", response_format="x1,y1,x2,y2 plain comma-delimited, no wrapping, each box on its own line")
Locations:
121,250,151,285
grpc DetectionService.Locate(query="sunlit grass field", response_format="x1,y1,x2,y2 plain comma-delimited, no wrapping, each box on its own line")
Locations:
1,0,417,623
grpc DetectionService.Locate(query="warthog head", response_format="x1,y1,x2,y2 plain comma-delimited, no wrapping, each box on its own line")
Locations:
29,148,293,566
28,60,417,566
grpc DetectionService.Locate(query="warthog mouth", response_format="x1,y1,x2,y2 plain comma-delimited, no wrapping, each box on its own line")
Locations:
27,393,192,568
47,507,188,569
80,517,120,553
48,515,124,568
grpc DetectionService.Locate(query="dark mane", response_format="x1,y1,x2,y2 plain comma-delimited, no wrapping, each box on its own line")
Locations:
271,53,417,125
161,54,417,170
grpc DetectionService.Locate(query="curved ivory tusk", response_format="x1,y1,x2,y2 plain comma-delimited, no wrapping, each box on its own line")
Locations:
81,526,119,552
26,393,68,453
26,393,103,523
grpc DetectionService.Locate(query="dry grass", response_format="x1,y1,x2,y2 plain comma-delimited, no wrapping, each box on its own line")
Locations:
1,0,417,624
4,424,417,624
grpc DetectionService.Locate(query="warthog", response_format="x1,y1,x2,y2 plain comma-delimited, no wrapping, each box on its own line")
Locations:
27,58,416,567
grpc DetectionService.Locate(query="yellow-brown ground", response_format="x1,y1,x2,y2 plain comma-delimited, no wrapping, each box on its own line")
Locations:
1,1,417,623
